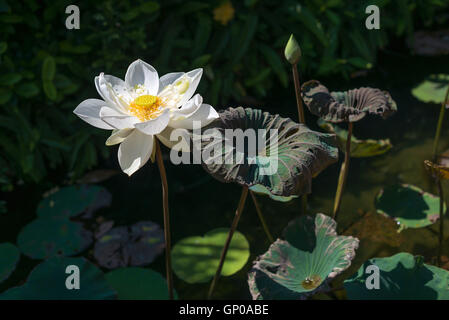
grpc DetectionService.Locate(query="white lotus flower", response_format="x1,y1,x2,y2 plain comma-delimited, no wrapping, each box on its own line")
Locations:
74,59,219,176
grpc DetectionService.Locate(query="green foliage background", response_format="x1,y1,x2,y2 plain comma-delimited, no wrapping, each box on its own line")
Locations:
0,0,448,190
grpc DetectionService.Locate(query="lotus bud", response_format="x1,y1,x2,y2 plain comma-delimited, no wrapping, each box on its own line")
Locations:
284,34,302,65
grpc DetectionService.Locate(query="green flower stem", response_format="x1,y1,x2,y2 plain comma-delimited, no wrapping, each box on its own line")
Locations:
292,64,305,124
292,63,307,214
333,122,353,220
208,186,249,299
432,85,449,160
155,139,174,300
437,179,445,267
250,191,274,243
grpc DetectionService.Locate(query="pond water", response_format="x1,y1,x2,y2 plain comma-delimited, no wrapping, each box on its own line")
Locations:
1,52,448,299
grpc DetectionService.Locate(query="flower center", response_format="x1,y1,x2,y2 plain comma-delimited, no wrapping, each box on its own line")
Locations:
129,95,164,121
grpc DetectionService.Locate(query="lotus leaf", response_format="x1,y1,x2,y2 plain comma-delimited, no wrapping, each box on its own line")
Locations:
94,221,164,269
201,107,338,197
249,184,298,203
0,243,20,284
375,184,445,231
344,252,449,300
248,213,359,299
411,74,449,104
301,80,397,123
105,267,176,300
0,257,116,300
424,160,449,180
37,185,111,218
172,228,250,284
17,217,92,259
317,119,392,158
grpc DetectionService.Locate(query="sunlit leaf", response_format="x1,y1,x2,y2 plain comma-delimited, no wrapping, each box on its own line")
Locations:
172,228,249,283
375,184,445,231
412,74,449,104
248,213,359,299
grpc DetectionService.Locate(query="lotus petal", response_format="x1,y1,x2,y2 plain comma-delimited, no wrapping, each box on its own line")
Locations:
248,213,359,300
301,80,397,123
201,107,338,197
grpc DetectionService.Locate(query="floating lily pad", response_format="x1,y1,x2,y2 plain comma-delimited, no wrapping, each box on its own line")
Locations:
0,243,20,284
301,80,397,123
94,221,164,269
37,185,111,219
105,267,176,300
317,119,392,158
375,184,445,231
248,213,359,299
344,252,449,300
17,217,92,259
172,228,250,284
0,257,116,300
249,184,298,202
412,74,449,104
201,107,338,197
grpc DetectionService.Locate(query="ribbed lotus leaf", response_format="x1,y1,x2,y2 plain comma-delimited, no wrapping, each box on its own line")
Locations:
201,107,338,197
301,80,397,123
248,213,359,299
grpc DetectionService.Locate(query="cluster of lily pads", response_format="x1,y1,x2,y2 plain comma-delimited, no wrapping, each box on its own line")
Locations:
1,37,449,300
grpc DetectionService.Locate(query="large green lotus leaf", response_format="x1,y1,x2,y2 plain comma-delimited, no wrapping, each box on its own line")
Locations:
301,80,397,123
248,213,359,299
375,184,445,231
105,267,176,300
411,74,449,104
172,228,250,284
94,221,164,269
37,185,111,218
17,217,92,259
249,184,298,202
0,243,20,284
201,107,338,197
344,252,449,300
0,257,116,300
317,119,392,158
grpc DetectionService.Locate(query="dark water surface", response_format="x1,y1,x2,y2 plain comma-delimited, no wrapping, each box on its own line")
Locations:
1,52,449,299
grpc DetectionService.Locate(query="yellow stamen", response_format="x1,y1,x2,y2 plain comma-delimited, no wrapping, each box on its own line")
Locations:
129,95,164,121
